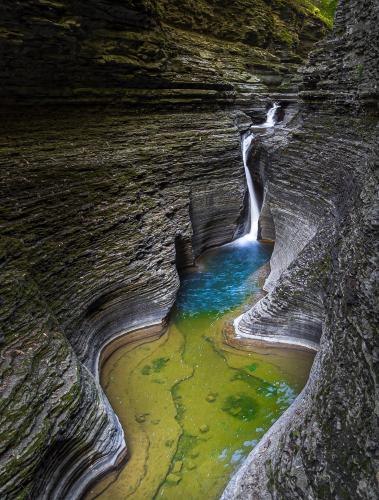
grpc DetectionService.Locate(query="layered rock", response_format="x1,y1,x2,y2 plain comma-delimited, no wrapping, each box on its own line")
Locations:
224,0,379,497
0,1,334,498
0,0,330,107
0,108,248,498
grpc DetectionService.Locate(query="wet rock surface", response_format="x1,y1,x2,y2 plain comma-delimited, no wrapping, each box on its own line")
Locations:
0,108,247,498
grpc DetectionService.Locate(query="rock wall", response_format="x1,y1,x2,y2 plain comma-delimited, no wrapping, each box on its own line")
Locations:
0,0,329,107
224,0,379,497
0,107,248,498
0,1,334,498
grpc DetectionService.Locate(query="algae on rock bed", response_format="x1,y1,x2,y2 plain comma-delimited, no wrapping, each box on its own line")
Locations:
87,241,315,500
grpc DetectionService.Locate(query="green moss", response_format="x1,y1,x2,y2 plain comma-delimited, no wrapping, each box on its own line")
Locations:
295,0,337,28
152,357,170,372
141,357,170,375
246,363,258,372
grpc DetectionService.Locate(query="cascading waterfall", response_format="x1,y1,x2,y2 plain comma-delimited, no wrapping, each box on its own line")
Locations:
242,133,259,240
262,102,280,128
241,102,280,240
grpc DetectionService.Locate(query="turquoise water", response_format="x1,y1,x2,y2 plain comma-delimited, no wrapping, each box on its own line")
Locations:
177,240,272,317
88,239,314,500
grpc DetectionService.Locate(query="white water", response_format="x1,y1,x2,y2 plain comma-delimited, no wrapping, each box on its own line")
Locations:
240,102,280,241
262,102,280,128
242,133,259,240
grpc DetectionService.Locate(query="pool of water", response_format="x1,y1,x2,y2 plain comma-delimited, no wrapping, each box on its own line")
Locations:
87,240,314,500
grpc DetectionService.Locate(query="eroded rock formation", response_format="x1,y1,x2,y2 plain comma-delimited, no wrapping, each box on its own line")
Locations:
0,0,329,107
0,108,249,498
0,1,332,498
223,0,379,497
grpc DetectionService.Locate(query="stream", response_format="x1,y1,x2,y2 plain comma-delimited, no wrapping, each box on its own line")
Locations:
87,239,314,500
86,104,315,499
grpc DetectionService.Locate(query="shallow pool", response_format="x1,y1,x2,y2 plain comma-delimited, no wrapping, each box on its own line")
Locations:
87,240,314,500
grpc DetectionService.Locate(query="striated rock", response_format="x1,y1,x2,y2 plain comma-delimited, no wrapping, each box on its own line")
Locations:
0,0,329,107
0,1,334,498
224,0,379,497
0,237,125,500
0,108,247,498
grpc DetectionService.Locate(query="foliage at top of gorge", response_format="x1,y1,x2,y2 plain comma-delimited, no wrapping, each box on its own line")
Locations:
151,0,337,33
299,0,337,27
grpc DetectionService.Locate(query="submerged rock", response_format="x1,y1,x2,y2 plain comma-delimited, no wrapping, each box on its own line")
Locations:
222,394,258,421
206,392,218,402
172,461,183,474
186,460,197,471
135,414,148,423
166,473,182,485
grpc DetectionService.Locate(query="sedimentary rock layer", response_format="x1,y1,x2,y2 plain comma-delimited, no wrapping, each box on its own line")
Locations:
0,107,249,498
224,0,379,497
0,1,333,498
0,0,329,107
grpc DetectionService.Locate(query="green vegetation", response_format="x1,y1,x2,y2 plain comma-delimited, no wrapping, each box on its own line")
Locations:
246,362,258,372
141,356,170,375
357,63,364,80
299,0,337,27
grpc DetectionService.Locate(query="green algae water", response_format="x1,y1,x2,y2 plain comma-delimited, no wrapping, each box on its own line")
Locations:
88,240,315,500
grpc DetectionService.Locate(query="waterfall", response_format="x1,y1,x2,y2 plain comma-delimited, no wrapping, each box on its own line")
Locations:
242,133,259,240
262,102,280,128
241,102,279,240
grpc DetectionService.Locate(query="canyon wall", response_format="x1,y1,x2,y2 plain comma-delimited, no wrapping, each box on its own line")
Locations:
0,107,247,499
0,0,329,107
0,1,330,498
224,0,379,497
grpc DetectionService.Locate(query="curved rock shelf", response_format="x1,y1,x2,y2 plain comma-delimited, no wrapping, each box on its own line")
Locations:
0,109,249,499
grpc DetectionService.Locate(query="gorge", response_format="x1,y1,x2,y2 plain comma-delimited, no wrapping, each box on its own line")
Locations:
0,1,378,499
84,105,314,500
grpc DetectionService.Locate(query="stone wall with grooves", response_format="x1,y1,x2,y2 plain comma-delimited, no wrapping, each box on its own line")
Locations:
223,0,379,497
0,1,332,498
0,0,328,107
0,108,247,498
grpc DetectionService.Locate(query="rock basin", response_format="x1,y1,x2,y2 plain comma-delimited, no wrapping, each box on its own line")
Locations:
86,239,315,499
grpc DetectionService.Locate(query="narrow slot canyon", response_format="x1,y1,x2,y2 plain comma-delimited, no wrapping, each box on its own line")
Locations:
84,105,319,500
0,1,378,500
